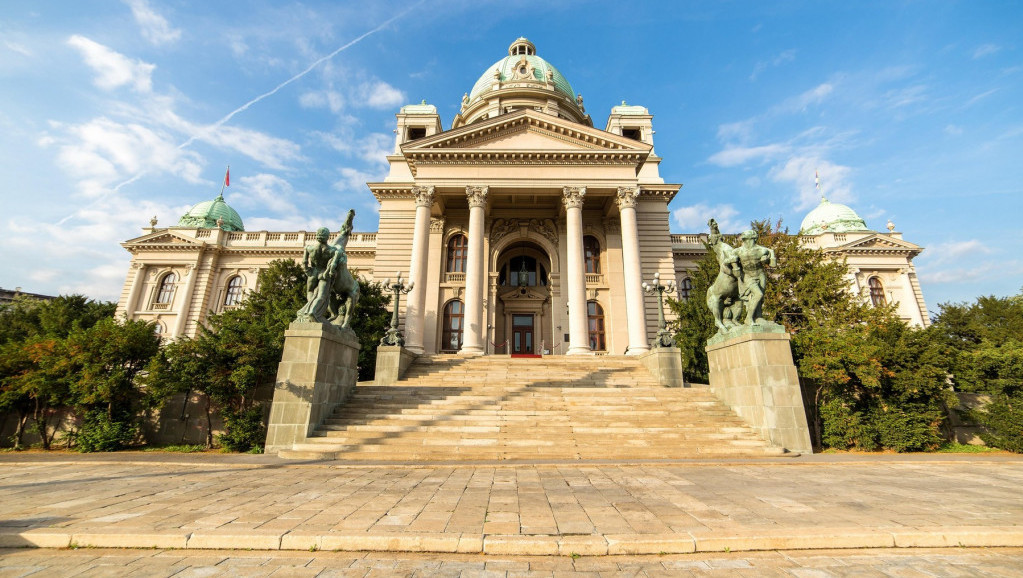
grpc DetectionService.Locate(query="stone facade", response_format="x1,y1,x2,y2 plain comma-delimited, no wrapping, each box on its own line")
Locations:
115,38,931,351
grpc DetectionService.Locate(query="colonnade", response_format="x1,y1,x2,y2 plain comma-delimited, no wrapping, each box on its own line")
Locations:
402,185,650,356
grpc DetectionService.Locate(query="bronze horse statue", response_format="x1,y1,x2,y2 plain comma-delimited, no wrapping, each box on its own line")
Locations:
706,219,743,333
327,209,360,329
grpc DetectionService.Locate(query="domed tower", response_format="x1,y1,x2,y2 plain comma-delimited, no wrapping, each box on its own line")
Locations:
799,198,870,235
452,37,590,129
177,192,245,232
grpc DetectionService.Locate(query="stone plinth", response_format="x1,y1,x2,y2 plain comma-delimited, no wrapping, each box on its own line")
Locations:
705,330,813,454
639,346,686,388
374,345,419,385
265,322,360,454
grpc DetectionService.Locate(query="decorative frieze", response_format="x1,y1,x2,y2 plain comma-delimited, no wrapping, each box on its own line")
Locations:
489,217,559,247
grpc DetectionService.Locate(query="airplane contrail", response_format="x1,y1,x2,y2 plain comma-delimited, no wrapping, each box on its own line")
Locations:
57,1,424,225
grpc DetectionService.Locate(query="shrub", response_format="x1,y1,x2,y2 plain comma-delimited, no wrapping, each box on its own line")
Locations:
217,406,266,452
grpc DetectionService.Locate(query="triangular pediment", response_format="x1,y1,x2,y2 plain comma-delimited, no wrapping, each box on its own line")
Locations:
835,234,922,252
123,229,204,247
402,109,651,154
498,285,550,303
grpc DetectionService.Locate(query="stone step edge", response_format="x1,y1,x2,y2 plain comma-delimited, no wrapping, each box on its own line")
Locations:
4,526,1022,554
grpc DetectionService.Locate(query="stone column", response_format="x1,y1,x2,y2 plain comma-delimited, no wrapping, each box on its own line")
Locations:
173,257,202,337
404,185,435,354
616,187,649,355
460,185,488,355
563,186,591,355
122,262,146,317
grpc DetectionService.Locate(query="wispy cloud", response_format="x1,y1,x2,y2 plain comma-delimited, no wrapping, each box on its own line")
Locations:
673,203,743,233
707,144,788,167
124,0,181,46
973,43,1000,59
750,49,796,81
67,35,154,92
922,239,993,265
3,40,32,57
768,157,853,211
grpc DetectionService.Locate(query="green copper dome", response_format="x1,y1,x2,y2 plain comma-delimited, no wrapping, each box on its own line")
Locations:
800,198,870,236
467,38,576,103
177,193,244,231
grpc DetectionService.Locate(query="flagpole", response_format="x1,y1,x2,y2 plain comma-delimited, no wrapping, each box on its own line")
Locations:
219,165,229,198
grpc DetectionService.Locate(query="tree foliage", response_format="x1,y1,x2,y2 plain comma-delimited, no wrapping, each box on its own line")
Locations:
928,290,1023,451
669,220,953,452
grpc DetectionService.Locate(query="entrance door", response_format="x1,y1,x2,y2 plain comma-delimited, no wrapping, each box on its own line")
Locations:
511,314,534,355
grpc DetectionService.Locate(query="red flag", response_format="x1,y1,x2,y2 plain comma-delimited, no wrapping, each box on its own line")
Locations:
225,167,230,187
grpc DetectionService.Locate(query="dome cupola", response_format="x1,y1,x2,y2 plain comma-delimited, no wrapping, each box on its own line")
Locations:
454,38,589,128
177,193,244,232
799,198,870,236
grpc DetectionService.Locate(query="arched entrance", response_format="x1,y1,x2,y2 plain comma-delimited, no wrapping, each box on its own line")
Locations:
493,240,552,356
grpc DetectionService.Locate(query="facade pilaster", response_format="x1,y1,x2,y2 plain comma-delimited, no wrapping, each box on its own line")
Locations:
460,185,488,355
616,186,649,355
173,259,201,337
404,185,435,354
122,262,146,319
563,186,591,355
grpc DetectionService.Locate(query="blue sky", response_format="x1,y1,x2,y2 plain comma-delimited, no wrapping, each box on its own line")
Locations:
1,1,1021,310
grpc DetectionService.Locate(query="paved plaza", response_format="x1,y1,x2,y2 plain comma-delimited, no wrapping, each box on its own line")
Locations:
1,453,1022,561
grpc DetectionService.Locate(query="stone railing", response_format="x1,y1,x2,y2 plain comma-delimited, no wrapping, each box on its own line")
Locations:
444,272,466,284
585,273,605,285
670,234,707,245
151,302,170,311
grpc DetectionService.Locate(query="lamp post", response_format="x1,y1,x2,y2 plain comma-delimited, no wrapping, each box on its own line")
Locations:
642,272,676,349
380,273,413,346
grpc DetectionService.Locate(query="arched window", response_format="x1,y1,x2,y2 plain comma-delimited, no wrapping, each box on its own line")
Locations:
678,277,693,301
869,277,886,307
224,276,244,307
587,301,606,351
155,273,176,305
584,236,601,274
447,234,468,273
442,300,464,351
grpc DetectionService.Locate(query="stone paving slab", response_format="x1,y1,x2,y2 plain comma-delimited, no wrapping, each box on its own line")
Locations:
1,547,1022,576
0,455,1021,556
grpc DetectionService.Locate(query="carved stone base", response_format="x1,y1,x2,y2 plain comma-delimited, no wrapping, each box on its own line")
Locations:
264,322,360,454
705,330,813,454
374,345,419,385
639,346,686,388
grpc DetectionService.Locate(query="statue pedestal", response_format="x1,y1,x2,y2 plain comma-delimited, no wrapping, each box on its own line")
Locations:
265,322,360,454
705,329,813,454
639,346,686,388
374,345,419,385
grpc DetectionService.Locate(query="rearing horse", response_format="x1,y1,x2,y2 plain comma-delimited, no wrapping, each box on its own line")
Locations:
705,219,743,333
327,209,360,329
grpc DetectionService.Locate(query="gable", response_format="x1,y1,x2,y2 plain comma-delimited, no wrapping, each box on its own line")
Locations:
123,230,204,247
828,233,923,255
402,109,650,154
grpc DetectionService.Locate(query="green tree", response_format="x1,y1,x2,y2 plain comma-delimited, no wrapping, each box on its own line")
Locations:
0,295,116,449
928,290,1023,451
669,220,952,451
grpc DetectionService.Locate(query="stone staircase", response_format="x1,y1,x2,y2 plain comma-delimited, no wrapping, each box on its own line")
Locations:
278,355,783,461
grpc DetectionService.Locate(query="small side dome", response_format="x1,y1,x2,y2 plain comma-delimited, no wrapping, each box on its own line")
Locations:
800,198,870,236
178,193,244,231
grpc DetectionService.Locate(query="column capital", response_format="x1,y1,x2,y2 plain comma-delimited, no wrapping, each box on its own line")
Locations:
562,186,586,209
615,186,639,209
430,217,445,233
413,185,436,208
465,185,489,208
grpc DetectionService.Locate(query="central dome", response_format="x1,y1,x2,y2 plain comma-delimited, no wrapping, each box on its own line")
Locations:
467,38,576,104
800,198,869,236
178,193,244,232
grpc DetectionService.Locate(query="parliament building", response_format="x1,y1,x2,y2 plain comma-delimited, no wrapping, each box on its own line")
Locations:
115,38,931,356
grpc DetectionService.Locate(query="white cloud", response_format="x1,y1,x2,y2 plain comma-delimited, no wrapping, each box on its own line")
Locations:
750,49,796,81
707,144,788,167
768,156,853,211
973,43,1000,59
335,167,381,193
299,89,344,113
673,203,743,233
197,125,303,170
922,239,993,266
965,89,998,107
883,84,928,108
229,173,299,215
124,0,181,45
777,82,834,112
49,117,203,197
359,81,406,109
3,40,32,57
67,35,154,92
944,124,963,136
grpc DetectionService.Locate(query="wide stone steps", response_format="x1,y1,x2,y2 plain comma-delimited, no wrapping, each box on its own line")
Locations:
278,355,779,461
